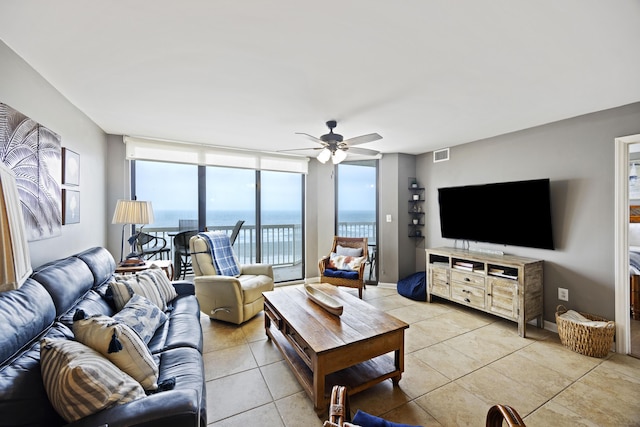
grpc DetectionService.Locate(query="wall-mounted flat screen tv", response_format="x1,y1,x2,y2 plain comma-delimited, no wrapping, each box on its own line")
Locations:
438,178,554,250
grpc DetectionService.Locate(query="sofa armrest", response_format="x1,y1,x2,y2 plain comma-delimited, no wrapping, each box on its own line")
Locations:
65,389,204,427
172,280,195,296
240,263,274,279
193,275,243,299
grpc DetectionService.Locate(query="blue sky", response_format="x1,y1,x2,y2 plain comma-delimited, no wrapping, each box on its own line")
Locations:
135,161,376,212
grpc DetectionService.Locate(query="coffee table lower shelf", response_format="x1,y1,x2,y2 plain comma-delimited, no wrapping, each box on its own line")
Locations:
266,321,401,414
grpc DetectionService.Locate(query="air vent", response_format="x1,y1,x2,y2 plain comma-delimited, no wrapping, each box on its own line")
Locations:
433,148,450,163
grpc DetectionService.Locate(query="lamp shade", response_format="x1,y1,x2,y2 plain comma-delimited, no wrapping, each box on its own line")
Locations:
112,200,154,225
0,163,32,292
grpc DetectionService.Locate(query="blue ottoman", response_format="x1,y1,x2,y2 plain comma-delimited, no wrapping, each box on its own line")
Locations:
397,271,426,301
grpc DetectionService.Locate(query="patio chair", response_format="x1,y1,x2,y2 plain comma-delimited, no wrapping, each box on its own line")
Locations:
319,236,368,298
133,231,169,260
173,230,198,279
229,220,245,245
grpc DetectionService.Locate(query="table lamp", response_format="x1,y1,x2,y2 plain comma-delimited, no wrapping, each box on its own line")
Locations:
112,199,154,264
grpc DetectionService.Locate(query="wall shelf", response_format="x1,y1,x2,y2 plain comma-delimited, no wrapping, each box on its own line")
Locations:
408,180,425,239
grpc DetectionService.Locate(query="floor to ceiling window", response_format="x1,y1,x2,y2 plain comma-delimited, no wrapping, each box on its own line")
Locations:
336,160,378,283
134,161,198,231
133,158,305,284
260,170,304,282
206,166,257,264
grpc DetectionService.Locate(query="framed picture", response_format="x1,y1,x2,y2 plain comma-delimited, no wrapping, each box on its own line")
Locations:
62,189,80,224
62,147,79,186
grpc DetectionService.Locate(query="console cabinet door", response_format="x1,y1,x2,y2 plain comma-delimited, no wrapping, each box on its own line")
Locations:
486,277,517,319
429,266,450,298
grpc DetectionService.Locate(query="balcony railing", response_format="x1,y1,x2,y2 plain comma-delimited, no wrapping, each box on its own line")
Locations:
142,221,376,268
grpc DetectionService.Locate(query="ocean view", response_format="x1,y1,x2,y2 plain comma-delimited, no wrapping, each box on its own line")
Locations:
151,209,376,228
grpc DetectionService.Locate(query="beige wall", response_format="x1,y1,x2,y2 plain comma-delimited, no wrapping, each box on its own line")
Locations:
0,41,108,267
418,102,640,322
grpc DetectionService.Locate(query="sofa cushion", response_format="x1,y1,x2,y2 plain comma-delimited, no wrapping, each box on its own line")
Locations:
113,294,168,344
40,337,145,423
58,289,116,328
323,268,360,280
148,295,203,354
110,274,166,311
0,279,55,362
31,257,95,317
73,314,159,391
0,322,72,427
238,274,274,303
74,247,117,288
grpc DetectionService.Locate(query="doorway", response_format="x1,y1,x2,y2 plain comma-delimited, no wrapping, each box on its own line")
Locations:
614,134,640,356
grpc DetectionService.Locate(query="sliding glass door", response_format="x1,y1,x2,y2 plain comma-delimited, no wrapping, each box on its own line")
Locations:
336,160,378,283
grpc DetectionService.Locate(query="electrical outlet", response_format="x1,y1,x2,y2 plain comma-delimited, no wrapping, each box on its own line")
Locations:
558,287,569,301
386,214,392,222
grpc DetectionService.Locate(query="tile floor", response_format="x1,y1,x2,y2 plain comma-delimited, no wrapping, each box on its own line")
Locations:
202,285,640,426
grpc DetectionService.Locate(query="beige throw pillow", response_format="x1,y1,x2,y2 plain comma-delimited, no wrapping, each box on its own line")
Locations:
73,314,159,390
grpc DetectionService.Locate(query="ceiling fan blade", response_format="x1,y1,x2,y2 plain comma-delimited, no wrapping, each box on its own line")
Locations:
343,133,382,146
295,132,325,145
278,147,323,152
345,147,381,156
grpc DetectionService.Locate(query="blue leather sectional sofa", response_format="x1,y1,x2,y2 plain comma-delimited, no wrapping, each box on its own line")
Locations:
0,247,206,427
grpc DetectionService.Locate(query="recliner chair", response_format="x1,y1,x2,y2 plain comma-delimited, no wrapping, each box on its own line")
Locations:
189,232,274,324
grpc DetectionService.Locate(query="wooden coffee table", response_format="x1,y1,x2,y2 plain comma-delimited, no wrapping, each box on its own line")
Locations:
263,284,409,414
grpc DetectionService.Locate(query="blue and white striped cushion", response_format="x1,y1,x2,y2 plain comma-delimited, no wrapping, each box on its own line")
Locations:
40,338,145,423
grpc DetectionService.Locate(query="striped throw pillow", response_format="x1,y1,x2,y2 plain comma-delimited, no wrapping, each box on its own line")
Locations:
73,314,159,391
40,338,145,423
140,266,178,304
110,274,166,311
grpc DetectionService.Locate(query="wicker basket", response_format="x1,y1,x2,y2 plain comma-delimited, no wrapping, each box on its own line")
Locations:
555,305,615,358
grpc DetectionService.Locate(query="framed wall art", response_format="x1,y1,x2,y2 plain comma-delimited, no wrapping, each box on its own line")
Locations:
62,147,79,186
0,102,61,240
62,189,80,225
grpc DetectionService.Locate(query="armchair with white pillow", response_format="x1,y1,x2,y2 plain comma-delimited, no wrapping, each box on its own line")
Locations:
189,232,274,324
319,236,368,298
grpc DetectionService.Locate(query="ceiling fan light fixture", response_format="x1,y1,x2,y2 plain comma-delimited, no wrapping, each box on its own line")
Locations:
317,148,331,164
332,149,347,164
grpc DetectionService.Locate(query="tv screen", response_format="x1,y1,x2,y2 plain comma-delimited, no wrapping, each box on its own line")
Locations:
438,178,554,250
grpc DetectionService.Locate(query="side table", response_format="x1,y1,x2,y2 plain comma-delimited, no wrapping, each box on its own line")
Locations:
115,260,174,281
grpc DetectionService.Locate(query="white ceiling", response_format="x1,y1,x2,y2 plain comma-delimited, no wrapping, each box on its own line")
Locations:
1,0,639,159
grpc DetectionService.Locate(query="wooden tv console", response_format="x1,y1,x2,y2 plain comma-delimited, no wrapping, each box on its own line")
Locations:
426,247,544,337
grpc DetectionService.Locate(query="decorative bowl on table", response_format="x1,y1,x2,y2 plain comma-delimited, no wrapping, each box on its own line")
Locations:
304,284,343,316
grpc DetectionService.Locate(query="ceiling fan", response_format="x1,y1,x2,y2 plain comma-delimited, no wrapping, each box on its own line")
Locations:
285,120,382,164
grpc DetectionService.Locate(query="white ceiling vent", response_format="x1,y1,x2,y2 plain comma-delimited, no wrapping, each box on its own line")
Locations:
433,148,450,163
